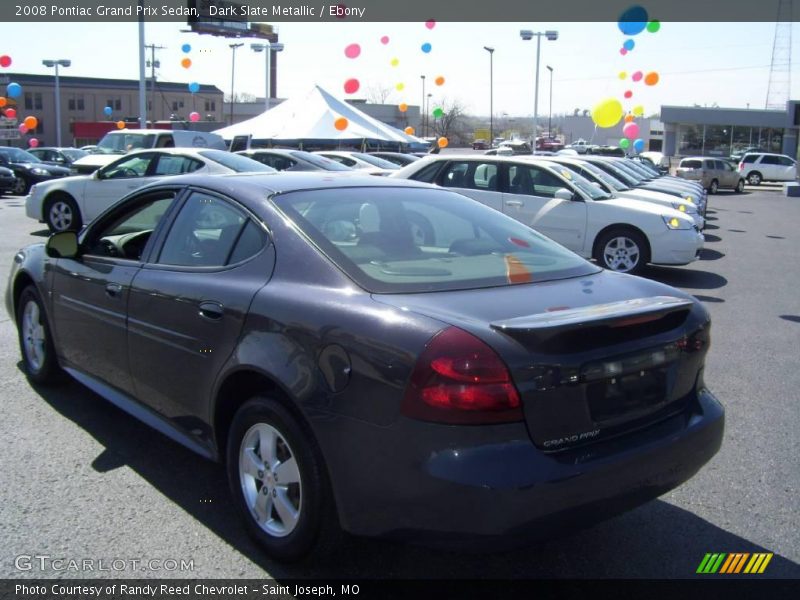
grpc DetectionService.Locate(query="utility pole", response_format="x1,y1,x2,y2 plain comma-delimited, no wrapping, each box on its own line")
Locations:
145,44,166,120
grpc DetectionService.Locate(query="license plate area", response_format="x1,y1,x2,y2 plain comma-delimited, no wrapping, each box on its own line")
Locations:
587,368,668,423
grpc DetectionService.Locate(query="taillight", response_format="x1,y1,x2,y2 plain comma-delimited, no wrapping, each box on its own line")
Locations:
401,327,522,424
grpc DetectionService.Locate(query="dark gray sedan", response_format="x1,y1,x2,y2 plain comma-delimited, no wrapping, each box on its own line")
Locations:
7,173,723,561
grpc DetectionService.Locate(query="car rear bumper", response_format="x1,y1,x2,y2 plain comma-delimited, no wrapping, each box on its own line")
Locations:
319,387,723,542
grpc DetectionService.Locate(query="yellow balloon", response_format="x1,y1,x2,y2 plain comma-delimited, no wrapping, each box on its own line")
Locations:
395,83,405,91
390,58,399,67
591,98,623,128
618,71,627,80
632,105,644,116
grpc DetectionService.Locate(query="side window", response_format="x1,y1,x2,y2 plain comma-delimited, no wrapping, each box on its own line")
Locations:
742,155,758,164
472,163,499,191
408,161,443,183
152,155,203,176
509,165,564,198
760,155,779,165
778,156,795,166
267,155,296,171
158,193,247,267
229,220,269,263
100,154,153,179
440,162,470,188
713,160,725,170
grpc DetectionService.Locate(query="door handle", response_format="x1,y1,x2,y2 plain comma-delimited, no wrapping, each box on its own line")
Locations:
505,200,524,207
198,301,224,321
105,283,123,298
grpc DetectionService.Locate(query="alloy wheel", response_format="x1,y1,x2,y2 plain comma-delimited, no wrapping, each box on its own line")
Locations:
22,300,46,373
12,177,27,195
603,236,640,272
48,201,74,231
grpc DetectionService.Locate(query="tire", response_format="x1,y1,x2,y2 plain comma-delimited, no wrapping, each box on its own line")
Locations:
735,179,745,193
594,228,650,275
227,396,339,562
747,171,762,186
12,176,30,196
16,286,64,386
709,179,719,194
45,194,82,233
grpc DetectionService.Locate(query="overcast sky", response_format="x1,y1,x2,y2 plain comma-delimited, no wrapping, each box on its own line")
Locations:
2,21,798,118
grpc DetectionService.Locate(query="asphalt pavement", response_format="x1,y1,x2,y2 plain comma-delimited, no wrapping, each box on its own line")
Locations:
0,183,798,580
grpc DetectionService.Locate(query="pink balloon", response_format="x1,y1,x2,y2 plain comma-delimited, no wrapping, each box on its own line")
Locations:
632,71,643,82
189,111,200,122
18,123,28,134
380,36,389,45
619,48,628,56
425,19,436,29
623,122,640,140
28,137,39,148
624,90,633,99
344,43,361,59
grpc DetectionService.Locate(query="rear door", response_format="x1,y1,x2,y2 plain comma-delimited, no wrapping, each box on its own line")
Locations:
758,155,781,180
435,159,503,212
716,160,738,187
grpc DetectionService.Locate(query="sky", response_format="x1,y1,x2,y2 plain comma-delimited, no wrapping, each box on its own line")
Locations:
1,21,798,119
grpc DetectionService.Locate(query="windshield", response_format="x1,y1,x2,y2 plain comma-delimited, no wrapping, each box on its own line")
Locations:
552,161,617,194
289,151,352,171
96,132,157,154
0,148,41,163
549,165,613,201
198,150,276,173
617,160,653,180
272,186,597,294
603,160,646,184
577,160,631,191
62,148,89,161
349,152,400,169
588,160,639,186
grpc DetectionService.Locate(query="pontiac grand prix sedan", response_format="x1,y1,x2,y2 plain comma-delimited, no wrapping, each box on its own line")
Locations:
7,173,724,561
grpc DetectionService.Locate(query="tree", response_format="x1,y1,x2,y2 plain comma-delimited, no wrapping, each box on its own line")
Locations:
367,84,394,104
430,98,468,141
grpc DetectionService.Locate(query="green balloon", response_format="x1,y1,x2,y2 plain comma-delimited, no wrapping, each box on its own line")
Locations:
432,107,444,119
646,20,660,33
619,138,631,149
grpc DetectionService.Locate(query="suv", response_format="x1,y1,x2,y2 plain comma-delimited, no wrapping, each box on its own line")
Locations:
676,157,745,194
737,153,798,185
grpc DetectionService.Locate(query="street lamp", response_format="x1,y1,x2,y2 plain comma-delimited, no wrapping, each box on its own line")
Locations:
228,43,244,124
420,75,426,137
483,47,494,146
42,59,71,146
427,93,433,136
251,42,285,112
519,29,558,148
546,65,553,137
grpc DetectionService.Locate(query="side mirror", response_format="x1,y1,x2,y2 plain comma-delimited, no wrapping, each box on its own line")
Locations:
554,188,574,201
46,231,79,259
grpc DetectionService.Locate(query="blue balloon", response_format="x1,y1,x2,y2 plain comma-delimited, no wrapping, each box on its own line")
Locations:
633,138,645,152
188,82,200,93
421,42,432,53
103,106,113,116
618,6,649,36
623,39,635,51
181,43,191,53
6,82,22,98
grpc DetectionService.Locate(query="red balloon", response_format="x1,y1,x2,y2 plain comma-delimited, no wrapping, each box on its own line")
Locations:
343,78,360,94
0,55,11,68
5,107,16,119
624,90,633,99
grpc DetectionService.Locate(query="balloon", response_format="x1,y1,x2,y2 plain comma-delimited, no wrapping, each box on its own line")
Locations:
623,122,640,140
344,78,360,94
380,36,390,45
632,71,643,82
6,82,22,98
189,111,200,122
18,124,27,134
432,107,444,119
623,39,635,51
28,138,39,148
390,58,399,67
435,76,445,86
23,116,37,129
619,48,628,56
624,114,635,123
404,126,415,135
644,71,660,86
619,138,630,149
633,138,645,152
0,97,6,107
181,58,192,69
437,137,448,148
633,105,644,116
591,98,623,128
421,43,432,53
425,19,436,29
647,20,661,33
116,120,125,129
618,6,649,36
334,117,348,131
5,108,16,119
188,82,200,93
181,43,191,53
395,83,405,92
0,55,11,68
618,71,627,80
624,90,633,99
103,106,113,116
344,43,361,59
398,103,408,112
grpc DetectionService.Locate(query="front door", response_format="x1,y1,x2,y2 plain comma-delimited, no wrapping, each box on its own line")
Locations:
80,152,159,223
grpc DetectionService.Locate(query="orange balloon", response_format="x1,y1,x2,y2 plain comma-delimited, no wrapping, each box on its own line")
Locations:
398,103,408,113
435,76,445,86
116,120,126,129
624,114,635,123
437,137,448,148
644,71,659,86
334,117,348,131
23,116,38,129
181,58,192,69
404,126,415,135
0,97,6,107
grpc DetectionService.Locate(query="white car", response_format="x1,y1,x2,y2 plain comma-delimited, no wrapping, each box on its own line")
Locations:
737,152,798,185
313,151,399,175
391,155,703,274
26,148,274,232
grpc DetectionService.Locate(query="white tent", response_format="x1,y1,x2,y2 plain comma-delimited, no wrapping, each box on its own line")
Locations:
213,85,425,149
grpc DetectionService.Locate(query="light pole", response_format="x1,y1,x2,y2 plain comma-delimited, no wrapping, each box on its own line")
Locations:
546,65,553,137
251,42,285,112
42,59,70,147
427,93,433,136
519,29,558,149
228,43,244,124
484,46,494,145
420,75,426,137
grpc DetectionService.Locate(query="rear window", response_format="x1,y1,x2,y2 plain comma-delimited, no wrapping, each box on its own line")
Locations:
271,187,597,294
289,151,352,171
742,154,758,163
198,150,276,173
680,159,702,169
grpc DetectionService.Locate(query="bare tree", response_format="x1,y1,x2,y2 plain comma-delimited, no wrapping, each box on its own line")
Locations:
430,98,468,141
366,84,394,104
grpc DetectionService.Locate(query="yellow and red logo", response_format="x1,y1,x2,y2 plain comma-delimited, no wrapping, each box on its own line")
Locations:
696,553,773,574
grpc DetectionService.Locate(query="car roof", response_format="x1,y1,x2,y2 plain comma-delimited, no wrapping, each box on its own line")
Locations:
123,147,228,158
